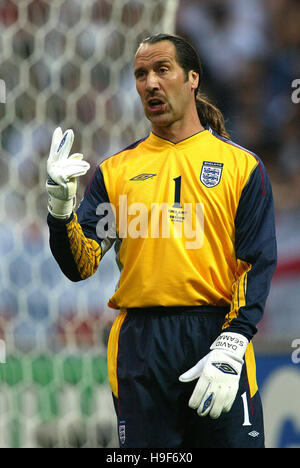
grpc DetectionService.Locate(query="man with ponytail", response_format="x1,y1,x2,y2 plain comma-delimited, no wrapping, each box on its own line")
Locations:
47,33,277,448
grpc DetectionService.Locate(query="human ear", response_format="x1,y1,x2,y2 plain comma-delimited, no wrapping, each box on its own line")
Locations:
189,70,199,92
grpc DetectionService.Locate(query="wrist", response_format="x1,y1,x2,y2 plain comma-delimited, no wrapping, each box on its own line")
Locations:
47,194,75,220
210,332,248,360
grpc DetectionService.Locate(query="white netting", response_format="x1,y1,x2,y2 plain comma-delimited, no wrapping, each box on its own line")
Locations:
0,0,179,448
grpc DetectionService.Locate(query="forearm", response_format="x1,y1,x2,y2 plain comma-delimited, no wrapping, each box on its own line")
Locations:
224,161,277,341
224,251,276,341
47,212,101,281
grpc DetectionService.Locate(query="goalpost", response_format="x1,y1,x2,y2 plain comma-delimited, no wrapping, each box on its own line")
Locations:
0,0,180,448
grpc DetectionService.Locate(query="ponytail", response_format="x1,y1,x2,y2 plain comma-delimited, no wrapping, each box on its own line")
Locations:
196,93,230,140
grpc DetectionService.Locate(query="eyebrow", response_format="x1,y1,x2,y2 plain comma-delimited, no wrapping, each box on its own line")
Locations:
134,60,172,76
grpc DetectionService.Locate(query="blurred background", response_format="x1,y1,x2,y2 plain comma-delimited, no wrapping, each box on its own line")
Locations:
0,0,299,448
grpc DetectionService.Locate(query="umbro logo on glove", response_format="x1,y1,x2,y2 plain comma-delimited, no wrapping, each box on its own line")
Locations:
212,362,238,375
179,332,249,419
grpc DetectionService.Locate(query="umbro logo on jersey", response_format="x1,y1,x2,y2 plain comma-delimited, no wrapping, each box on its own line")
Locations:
200,161,223,188
130,173,157,181
212,362,238,375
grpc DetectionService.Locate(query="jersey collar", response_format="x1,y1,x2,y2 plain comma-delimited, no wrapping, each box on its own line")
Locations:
149,126,211,148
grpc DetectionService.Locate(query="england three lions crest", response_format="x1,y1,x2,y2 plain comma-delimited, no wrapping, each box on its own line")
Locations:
200,161,224,188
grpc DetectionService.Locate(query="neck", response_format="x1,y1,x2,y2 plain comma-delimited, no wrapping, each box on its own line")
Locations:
151,108,205,144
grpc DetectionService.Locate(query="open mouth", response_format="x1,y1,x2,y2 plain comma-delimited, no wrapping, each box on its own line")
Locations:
147,98,166,113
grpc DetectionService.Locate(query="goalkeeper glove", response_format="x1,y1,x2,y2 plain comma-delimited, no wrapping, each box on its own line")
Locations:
46,127,90,220
179,332,248,419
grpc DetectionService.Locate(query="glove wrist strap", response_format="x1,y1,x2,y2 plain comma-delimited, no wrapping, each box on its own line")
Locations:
210,332,248,360
47,194,75,220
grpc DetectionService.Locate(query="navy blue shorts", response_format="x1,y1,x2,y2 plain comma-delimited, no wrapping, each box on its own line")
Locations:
108,307,265,448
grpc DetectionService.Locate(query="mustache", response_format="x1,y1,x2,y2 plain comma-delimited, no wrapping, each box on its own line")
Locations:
145,93,166,103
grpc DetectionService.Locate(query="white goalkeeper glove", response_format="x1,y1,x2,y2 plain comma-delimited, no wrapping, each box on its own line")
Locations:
179,332,248,419
46,127,90,219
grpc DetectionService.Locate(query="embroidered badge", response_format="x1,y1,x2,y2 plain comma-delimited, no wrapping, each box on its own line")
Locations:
119,422,126,445
200,161,223,188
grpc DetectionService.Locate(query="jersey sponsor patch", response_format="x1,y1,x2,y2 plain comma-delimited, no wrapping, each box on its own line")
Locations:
200,161,223,188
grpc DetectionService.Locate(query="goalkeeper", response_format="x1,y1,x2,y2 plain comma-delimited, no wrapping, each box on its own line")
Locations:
46,34,277,448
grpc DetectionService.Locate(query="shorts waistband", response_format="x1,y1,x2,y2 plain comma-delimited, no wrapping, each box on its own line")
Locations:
125,305,230,317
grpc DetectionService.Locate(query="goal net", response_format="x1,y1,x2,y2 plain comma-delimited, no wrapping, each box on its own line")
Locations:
0,0,179,448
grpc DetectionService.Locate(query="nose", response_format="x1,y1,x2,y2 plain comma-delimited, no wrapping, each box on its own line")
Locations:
145,71,159,92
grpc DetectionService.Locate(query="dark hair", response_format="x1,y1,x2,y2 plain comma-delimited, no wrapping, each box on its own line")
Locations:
140,33,230,139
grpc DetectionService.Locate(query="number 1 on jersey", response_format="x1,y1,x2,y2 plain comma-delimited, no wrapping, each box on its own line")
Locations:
172,176,182,208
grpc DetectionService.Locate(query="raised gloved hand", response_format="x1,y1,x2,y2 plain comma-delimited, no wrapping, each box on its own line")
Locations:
46,127,90,219
179,332,248,419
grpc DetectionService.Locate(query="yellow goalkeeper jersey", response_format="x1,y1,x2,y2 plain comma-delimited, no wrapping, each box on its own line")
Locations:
48,125,277,340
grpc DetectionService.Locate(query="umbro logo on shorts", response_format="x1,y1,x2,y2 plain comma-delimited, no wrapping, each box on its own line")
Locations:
212,362,238,375
248,430,260,438
130,173,157,181
119,421,126,444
